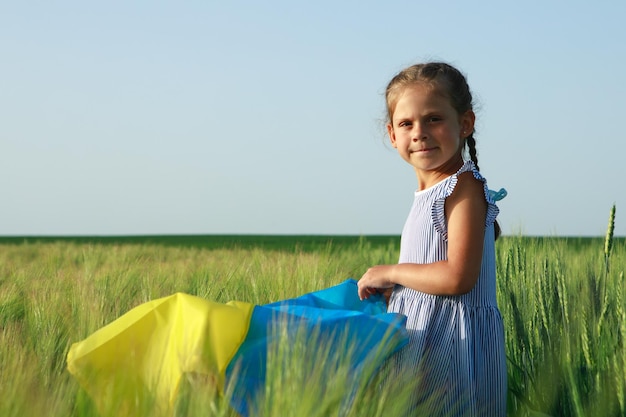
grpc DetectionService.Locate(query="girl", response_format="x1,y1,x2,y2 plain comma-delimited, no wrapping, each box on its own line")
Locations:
357,62,507,416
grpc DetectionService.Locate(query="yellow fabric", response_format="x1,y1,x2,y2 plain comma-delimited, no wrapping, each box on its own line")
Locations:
66,293,254,417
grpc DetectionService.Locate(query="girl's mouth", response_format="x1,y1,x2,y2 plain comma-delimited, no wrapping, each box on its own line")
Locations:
413,147,436,153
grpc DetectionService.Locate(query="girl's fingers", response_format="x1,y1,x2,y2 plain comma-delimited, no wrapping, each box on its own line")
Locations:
358,284,378,300
357,283,370,300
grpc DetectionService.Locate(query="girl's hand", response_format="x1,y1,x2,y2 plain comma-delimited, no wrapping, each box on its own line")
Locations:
357,265,395,300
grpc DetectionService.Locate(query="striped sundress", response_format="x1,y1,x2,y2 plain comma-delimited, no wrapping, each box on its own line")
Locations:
387,160,507,416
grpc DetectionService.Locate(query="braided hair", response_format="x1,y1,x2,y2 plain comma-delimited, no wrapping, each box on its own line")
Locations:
385,62,500,239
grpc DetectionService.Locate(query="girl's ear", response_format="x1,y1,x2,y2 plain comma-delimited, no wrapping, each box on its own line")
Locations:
460,110,476,137
387,123,397,148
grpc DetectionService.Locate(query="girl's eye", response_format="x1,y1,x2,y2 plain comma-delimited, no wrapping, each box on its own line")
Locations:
428,116,442,122
398,121,411,128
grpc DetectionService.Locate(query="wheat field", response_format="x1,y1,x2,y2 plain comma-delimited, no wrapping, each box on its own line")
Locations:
0,234,624,416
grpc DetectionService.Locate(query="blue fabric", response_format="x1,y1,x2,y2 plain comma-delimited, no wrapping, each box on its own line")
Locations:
225,279,408,416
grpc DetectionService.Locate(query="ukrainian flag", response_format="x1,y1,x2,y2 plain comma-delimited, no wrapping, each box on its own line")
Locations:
67,279,407,416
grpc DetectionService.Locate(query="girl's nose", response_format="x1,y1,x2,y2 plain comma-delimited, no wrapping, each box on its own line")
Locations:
411,125,426,142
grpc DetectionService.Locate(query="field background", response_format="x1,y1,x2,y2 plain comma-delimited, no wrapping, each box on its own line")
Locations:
1,234,624,417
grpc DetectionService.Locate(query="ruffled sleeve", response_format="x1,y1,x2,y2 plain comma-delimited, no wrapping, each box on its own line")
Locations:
431,161,500,240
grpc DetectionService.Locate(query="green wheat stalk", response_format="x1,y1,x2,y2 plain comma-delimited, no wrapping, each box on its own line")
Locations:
604,204,616,273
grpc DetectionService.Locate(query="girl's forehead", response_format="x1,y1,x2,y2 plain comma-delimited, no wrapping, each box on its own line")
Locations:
387,81,453,121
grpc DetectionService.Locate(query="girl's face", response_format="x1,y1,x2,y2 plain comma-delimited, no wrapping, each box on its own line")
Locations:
387,84,474,182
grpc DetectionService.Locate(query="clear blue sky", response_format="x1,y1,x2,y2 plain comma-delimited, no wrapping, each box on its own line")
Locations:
2,1,625,237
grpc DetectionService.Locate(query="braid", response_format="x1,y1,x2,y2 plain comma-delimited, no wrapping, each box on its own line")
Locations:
494,220,501,240
466,133,480,171
466,132,501,240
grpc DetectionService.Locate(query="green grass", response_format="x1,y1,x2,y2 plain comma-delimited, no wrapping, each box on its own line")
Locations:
0,235,624,416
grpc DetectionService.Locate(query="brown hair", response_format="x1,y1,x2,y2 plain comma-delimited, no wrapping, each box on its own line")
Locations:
385,62,501,239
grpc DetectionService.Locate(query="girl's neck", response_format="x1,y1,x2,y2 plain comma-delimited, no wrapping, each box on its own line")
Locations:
414,155,464,191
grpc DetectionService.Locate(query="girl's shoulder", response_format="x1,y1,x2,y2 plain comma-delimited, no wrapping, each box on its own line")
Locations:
456,160,484,182
415,161,479,197
447,160,491,200
430,160,483,200
432,160,500,238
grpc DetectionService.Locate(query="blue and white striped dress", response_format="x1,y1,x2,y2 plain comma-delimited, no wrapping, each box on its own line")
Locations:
387,160,506,416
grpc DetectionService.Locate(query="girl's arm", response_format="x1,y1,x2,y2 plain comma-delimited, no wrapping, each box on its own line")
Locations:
358,173,487,299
